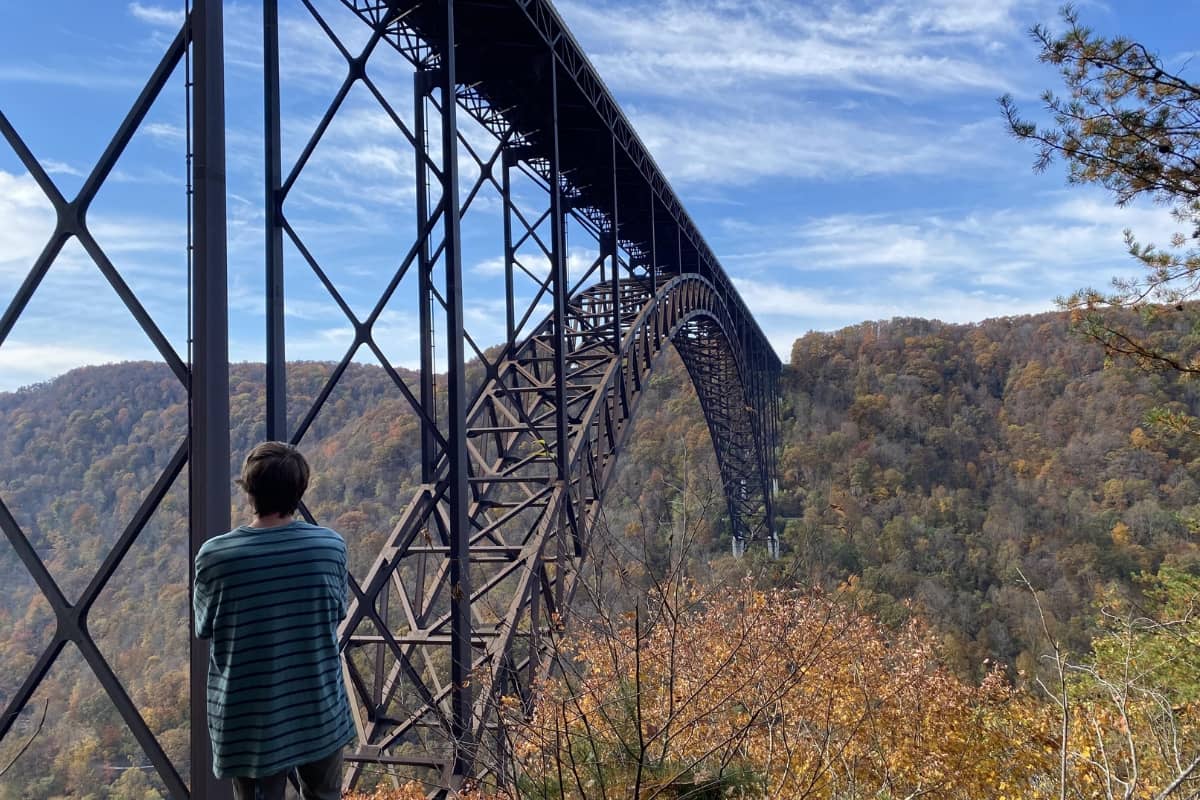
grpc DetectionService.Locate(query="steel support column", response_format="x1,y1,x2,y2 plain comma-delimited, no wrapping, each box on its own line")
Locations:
609,140,621,353
437,1,474,785
263,0,286,441
648,187,658,295
415,68,438,484
547,57,571,605
502,148,517,344
188,1,231,797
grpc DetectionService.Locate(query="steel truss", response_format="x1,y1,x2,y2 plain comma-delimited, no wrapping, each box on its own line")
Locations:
288,0,783,790
336,272,773,790
0,3,229,797
0,0,780,796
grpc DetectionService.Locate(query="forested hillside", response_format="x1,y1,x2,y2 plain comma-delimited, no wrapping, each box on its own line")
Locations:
779,311,1200,675
2,306,1200,796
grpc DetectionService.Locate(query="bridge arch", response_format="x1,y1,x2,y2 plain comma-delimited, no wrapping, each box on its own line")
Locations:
322,2,784,784
671,299,778,555
338,272,777,787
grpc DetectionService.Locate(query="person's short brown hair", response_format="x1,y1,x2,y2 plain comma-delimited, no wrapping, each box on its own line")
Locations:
236,442,310,517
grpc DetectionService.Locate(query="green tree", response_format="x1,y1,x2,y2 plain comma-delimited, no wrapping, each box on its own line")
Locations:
1001,5,1200,373
1066,568,1200,797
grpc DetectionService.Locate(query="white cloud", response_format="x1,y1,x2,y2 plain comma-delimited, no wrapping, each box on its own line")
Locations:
42,160,84,177
543,0,1064,190
110,166,183,185
715,189,1184,355
0,170,194,384
470,247,604,286
275,326,354,363
128,3,184,28
88,215,185,256
755,282,946,326
281,100,421,229
291,298,351,323
0,171,56,284
0,65,143,90
630,107,1005,186
735,277,1056,357
471,256,507,277
726,190,1174,279
142,122,185,143
557,0,1037,99
277,307,424,366
0,342,139,391
568,247,602,276
902,0,1031,36
0,246,174,392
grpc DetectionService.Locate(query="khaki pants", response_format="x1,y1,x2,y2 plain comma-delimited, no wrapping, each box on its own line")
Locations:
230,748,343,800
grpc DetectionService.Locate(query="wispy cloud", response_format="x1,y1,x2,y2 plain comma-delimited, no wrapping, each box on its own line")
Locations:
721,189,1182,355
88,215,186,256
736,277,1049,325
730,193,1174,279
110,166,184,185
0,171,56,287
0,251,174,391
472,256,508,277
630,107,1005,186
0,64,143,90
42,160,85,177
281,100,420,228
735,276,1055,357
128,2,184,28
549,0,1058,189
0,342,141,391
0,170,191,388
143,122,185,143
471,246,599,280
558,0,1044,99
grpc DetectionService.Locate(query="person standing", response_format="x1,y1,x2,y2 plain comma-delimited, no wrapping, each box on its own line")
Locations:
193,442,356,799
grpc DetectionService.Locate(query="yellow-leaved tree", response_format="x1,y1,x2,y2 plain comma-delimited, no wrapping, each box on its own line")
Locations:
497,581,1053,799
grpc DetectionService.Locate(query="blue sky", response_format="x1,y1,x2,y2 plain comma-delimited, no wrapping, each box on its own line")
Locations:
1,1,1197,391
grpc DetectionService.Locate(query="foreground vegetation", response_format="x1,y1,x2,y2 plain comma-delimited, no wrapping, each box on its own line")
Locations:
344,570,1199,798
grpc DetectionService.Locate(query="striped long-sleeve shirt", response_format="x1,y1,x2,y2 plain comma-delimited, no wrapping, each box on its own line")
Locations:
193,521,356,778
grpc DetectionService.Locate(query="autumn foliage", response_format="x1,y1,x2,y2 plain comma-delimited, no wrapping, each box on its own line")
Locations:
346,574,1200,799
492,583,1052,799
1056,569,1200,799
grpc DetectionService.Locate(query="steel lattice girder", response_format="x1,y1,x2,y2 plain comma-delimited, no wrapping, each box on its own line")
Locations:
290,0,785,790
336,274,773,787
0,4,231,798
332,0,782,552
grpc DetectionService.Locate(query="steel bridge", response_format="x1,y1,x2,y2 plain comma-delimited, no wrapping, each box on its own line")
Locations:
0,0,780,795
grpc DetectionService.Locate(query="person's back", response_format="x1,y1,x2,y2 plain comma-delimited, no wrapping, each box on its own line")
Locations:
194,442,355,799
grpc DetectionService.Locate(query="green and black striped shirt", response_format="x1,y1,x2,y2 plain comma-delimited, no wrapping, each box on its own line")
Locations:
193,521,356,778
